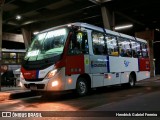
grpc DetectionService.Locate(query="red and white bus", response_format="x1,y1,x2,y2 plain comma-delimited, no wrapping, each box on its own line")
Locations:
20,22,150,96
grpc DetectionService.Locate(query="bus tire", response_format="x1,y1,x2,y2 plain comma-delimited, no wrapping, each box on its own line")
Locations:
127,73,135,87
76,77,88,96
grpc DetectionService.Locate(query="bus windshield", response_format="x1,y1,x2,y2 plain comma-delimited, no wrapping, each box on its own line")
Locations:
25,28,69,61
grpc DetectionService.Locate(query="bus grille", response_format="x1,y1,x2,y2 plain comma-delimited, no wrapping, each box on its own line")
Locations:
24,84,45,89
25,78,44,82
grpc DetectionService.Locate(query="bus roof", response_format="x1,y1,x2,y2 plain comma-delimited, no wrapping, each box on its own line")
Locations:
39,22,147,43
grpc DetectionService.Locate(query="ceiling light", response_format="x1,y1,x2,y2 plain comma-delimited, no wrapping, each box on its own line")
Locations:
16,15,22,20
33,31,39,35
115,24,133,30
101,0,112,2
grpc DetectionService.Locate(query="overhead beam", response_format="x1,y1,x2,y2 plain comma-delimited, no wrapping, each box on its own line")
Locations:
21,3,96,25
3,32,23,43
115,11,145,26
89,0,112,5
28,12,101,31
4,2,97,32
4,0,15,5
3,0,61,22
89,0,101,5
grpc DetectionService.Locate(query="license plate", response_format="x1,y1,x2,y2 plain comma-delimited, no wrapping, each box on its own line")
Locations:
30,85,37,90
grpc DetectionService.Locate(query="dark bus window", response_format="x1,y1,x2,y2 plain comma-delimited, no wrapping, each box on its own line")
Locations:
2,52,25,64
2,52,16,64
17,53,25,63
68,31,88,55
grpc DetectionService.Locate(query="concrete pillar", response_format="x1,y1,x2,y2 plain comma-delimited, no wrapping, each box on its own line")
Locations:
0,7,2,91
0,1,4,91
135,30,155,77
112,11,115,31
101,6,111,30
148,39,154,77
21,27,32,49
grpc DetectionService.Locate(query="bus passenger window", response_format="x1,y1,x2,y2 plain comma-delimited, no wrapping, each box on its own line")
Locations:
106,35,118,56
92,31,106,55
141,43,148,58
130,40,142,58
118,38,131,57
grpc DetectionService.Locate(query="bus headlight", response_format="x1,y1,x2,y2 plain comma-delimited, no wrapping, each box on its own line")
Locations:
46,69,58,79
52,81,59,87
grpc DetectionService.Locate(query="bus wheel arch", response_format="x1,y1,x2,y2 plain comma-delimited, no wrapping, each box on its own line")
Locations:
76,74,91,96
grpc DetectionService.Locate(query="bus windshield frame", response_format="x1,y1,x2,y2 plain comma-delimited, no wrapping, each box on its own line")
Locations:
25,27,69,61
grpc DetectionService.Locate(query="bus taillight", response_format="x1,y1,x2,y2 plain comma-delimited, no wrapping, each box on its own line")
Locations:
146,72,149,77
105,74,112,79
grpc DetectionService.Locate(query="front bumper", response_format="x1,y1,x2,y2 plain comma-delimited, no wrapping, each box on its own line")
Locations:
20,69,65,91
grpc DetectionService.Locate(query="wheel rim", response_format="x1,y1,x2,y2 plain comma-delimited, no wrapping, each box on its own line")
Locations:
78,81,86,94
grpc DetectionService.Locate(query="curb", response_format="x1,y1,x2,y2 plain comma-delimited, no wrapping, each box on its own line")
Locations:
0,92,11,101
0,90,38,101
140,76,160,82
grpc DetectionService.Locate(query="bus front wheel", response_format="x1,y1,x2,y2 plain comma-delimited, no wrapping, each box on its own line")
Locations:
76,77,88,96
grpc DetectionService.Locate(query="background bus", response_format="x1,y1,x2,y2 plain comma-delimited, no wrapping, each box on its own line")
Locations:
1,49,26,86
20,22,150,96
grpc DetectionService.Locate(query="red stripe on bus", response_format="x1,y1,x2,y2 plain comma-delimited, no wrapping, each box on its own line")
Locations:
139,58,150,71
21,67,37,79
65,55,84,75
